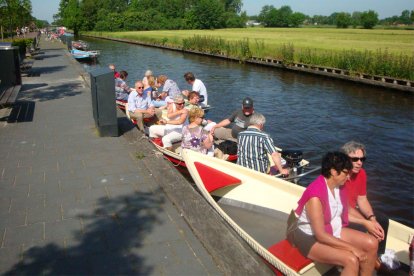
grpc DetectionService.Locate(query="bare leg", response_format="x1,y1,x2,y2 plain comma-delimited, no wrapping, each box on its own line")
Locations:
341,228,378,276
307,242,359,276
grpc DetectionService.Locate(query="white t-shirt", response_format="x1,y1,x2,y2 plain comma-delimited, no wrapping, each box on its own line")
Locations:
298,184,343,238
192,79,207,105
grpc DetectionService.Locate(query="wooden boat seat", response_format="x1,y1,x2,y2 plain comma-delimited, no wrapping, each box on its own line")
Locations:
194,162,241,192
267,239,313,275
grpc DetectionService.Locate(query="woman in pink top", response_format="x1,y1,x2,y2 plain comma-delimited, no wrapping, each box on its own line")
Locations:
293,152,378,275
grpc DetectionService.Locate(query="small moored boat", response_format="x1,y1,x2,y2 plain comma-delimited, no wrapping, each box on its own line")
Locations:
70,49,100,61
71,40,89,51
182,149,414,275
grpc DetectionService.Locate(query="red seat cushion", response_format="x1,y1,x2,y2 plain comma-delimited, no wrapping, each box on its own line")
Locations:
194,162,241,193
268,240,313,273
151,138,163,147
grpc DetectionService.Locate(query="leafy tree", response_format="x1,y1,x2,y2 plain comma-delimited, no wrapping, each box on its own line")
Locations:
79,0,99,31
400,9,411,24
265,7,279,27
0,0,33,36
351,11,361,28
190,0,225,29
222,0,242,13
35,19,49,28
224,11,247,28
289,12,306,27
335,12,352,28
60,0,81,35
277,5,292,27
360,10,378,29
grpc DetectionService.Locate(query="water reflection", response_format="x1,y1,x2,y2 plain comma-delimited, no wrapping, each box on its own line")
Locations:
83,37,414,227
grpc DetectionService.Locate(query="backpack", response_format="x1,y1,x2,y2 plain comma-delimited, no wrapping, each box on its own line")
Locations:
217,140,238,155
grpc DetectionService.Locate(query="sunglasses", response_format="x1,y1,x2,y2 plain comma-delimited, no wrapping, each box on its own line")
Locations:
350,157,366,162
136,86,144,89
175,102,184,105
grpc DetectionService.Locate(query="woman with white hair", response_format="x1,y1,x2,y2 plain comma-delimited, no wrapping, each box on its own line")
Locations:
142,69,153,83
149,94,188,151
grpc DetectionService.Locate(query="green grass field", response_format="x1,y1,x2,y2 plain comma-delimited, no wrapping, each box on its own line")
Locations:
85,28,414,80
87,28,414,55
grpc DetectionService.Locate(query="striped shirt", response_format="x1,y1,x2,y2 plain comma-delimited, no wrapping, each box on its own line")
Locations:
237,127,278,173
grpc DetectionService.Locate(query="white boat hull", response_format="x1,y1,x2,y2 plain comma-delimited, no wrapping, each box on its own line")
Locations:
182,149,414,275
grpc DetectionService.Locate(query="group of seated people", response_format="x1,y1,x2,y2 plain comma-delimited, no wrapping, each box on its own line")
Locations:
111,64,208,110
111,64,390,274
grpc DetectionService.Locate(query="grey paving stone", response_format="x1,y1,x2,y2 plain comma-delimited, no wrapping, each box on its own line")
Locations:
89,173,120,188
0,197,11,215
44,169,75,183
26,195,62,224
129,241,172,268
61,200,95,220
14,171,45,188
10,193,45,213
89,252,152,275
56,158,86,173
0,245,22,274
13,252,90,275
44,218,82,244
0,175,14,186
143,219,183,244
21,239,66,261
1,166,31,180
118,172,143,185
0,209,27,228
28,181,59,197
0,184,29,199
65,230,107,256
106,183,137,199
4,223,44,247
165,259,210,276
76,186,108,204
58,177,89,193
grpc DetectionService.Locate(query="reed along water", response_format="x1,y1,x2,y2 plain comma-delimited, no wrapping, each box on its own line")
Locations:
81,37,414,228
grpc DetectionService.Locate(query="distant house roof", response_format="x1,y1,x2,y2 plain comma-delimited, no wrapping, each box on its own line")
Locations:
246,20,261,26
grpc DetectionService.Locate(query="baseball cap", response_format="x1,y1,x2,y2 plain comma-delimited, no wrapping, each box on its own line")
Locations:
242,97,253,108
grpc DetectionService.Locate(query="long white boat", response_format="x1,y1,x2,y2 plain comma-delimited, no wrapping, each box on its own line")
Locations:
182,149,414,275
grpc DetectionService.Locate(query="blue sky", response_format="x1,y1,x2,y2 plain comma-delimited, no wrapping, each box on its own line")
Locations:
32,0,414,23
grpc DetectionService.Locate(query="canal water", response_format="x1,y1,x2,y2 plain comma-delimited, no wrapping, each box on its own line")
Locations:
81,37,413,227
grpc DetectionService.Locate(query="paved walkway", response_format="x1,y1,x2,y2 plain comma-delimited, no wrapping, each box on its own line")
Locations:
0,37,222,275
0,36,273,275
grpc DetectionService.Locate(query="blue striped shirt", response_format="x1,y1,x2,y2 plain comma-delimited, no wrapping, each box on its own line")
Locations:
237,127,278,173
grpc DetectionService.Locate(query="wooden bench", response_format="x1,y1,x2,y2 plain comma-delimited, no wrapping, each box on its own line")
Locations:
0,85,22,107
20,60,34,72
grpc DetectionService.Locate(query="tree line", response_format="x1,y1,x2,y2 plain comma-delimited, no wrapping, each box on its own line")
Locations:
55,0,246,35
1,0,413,40
256,5,414,29
55,0,414,33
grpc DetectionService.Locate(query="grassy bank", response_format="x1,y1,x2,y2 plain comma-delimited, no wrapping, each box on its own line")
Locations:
85,28,414,80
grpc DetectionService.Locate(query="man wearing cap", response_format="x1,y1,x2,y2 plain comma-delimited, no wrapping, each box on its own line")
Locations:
210,97,254,142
